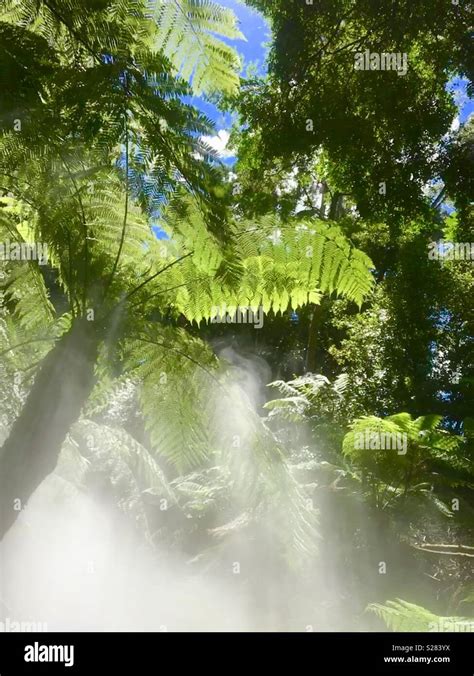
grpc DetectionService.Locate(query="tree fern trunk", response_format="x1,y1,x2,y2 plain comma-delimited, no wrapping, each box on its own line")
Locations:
0,318,99,540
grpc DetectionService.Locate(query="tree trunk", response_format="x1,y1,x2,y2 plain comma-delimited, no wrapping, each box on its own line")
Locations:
0,318,99,540
329,191,343,220
305,303,323,373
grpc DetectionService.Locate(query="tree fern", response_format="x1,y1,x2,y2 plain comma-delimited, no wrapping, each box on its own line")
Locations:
1,0,363,554
343,413,473,511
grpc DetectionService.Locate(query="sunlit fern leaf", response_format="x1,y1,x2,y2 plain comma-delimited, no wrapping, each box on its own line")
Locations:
155,203,374,325
152,0,244,95
229,217,374,311
343,415,405,461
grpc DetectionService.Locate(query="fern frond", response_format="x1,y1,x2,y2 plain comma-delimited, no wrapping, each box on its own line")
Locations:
368,599,474,633
73,418,175,503
152,0,244,95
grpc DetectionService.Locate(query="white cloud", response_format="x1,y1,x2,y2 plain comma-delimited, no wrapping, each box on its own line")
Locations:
201,130,235,159
450,115,460,133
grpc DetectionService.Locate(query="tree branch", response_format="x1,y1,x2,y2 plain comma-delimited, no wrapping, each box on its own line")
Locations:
412,543,474,557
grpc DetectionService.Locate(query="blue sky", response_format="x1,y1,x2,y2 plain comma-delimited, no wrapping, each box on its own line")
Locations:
219,0,271,76
448,77,473,124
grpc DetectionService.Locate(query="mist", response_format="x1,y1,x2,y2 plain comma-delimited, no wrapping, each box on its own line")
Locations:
0,454,252,632
0,347,290,632
0,343,379,633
